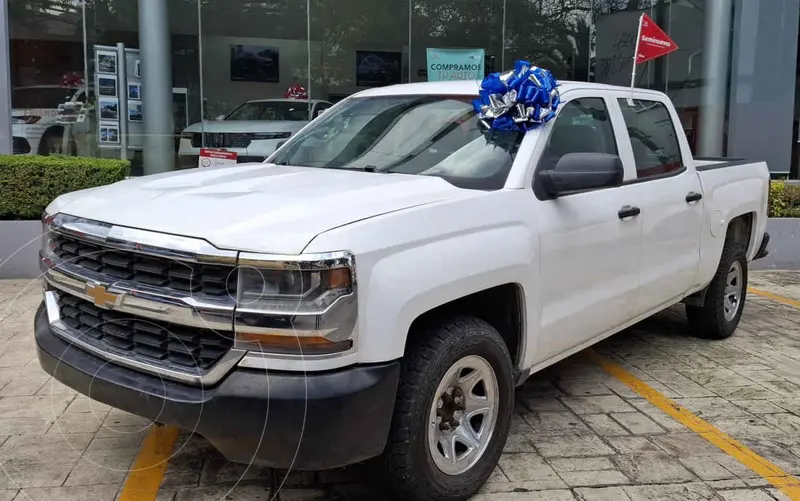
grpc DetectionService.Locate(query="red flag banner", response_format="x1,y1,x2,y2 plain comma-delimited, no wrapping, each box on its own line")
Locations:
636,13,679,64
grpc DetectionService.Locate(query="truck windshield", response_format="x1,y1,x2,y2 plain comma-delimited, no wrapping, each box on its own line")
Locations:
269,95,524,190
226,101,311,121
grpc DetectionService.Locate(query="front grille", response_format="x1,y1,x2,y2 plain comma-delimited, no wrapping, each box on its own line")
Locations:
191,132,253,149
58,294,233,371
225,133,253,148
51,233,237,297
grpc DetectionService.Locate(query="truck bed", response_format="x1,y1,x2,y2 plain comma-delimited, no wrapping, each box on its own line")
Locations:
694,157,753,171
693,156,770,278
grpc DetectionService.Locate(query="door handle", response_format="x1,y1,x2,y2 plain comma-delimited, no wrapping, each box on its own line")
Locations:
618,205,641,220
686,191,703,203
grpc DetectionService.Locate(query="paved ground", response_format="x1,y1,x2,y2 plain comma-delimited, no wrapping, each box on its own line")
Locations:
1,272,800,500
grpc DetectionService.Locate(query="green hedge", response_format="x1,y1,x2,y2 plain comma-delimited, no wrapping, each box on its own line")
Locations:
769,180,800,218
0,155,130,220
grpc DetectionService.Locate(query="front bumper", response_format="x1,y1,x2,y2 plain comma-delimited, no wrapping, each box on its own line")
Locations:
35,304,400,470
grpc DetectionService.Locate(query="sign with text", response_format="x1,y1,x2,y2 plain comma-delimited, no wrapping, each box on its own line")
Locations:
199,148,237,168
426,48,485,81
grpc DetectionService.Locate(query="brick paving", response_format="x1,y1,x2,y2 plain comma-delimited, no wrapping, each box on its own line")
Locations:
0,273,799,500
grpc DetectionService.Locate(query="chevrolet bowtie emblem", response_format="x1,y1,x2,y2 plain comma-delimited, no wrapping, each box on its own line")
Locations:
86,283,120,308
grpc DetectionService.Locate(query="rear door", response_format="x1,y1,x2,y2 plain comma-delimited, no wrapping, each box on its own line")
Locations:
532,91,643,361
614,97,704,315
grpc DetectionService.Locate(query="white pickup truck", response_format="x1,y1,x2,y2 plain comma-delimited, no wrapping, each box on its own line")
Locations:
36,80,770,501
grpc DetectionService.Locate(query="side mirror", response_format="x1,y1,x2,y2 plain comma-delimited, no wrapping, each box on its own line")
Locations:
538,153,624,197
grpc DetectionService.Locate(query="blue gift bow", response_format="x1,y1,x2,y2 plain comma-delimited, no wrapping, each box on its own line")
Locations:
472,60,561,132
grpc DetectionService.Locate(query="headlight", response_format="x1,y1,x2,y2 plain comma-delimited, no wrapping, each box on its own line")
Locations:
13,115,41,124
234,251,357,357
40,212,59,270
236,266,351,312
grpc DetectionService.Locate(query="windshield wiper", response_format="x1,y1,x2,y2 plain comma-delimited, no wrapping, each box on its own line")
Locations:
337,165,382,173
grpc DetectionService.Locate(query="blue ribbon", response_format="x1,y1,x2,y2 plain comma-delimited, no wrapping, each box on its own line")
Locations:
473,60,561,132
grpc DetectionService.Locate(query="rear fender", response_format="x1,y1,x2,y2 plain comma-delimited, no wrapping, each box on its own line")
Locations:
695,176,765,289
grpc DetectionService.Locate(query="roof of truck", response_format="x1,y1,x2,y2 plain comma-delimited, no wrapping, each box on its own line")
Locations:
354,80,666,99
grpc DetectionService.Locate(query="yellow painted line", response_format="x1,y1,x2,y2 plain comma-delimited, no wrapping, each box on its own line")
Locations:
118,424,179,501
587,349,800,500
748,287,800,309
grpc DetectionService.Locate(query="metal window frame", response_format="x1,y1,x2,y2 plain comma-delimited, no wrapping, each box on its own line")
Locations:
0,0,12,154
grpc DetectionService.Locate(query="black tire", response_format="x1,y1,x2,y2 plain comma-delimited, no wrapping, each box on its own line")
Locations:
375,316,514,501
686,240,748,339
39,130,63,156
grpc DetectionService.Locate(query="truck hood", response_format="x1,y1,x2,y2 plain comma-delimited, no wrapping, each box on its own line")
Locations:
183,120,307,134
48,163,477,254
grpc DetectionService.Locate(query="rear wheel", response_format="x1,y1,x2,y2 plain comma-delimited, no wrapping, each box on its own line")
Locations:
686,240,748,339
39,130,63,155
376,317,513,501
39,128,75,156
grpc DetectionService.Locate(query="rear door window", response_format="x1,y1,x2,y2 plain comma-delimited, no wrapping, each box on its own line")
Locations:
617,99,684,179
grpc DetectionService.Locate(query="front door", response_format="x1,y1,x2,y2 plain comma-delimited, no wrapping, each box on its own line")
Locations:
532,93,643,362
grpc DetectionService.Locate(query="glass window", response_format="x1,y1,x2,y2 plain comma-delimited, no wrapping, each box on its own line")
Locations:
505,1,592,81
313,102,332,118
617,98,683,179
538,98,617,172
11,87,79,109
270,95,523,190
312,0,409,100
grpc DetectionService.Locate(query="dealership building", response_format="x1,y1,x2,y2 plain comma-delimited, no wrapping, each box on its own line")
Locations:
1,0,799,178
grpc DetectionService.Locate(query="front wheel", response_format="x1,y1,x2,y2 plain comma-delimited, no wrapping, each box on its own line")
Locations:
376,317,514,501
686,241,748,339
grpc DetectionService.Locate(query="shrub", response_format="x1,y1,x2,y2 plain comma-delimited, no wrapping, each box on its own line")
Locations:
0,155,130,220
769,180,800,218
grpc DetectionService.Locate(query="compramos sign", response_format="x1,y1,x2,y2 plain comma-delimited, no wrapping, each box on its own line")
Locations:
426,48,485,82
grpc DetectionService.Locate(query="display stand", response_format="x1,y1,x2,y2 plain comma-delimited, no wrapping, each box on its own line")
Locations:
94,43,143,160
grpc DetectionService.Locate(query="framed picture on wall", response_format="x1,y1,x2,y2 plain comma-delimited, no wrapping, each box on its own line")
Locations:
99,124,119,144
230,45,279,83
356,51,401,87
128,83,141,99
98,98,119,120
128,101,142,122
98,76,117,97
97,51,117,75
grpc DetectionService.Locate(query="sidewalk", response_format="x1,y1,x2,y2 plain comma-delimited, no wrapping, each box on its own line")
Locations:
0,273,799,500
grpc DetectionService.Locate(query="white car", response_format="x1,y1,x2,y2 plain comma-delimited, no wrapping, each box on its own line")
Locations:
37,81,769,501
12,85,92,155
177,98,332,167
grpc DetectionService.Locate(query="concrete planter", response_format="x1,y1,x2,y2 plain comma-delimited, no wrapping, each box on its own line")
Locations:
0,220,42,279
752,218,800,270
